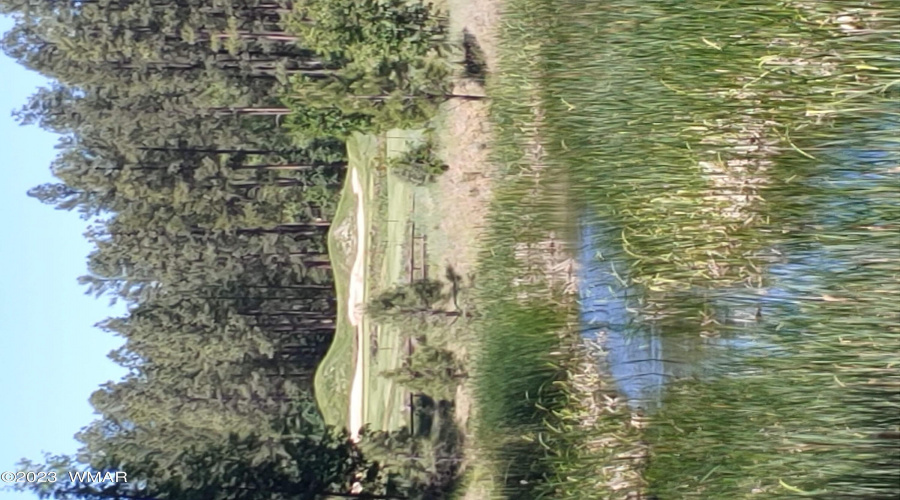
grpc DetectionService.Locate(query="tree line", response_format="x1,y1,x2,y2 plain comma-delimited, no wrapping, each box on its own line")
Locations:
2,0,454,498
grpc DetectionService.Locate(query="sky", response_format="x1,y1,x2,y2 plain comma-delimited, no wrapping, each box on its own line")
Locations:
0,16,127,499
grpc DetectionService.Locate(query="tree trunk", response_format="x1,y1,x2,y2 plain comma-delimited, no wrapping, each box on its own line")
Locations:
92,163,343,172
139,146,307,155
210,106,292,116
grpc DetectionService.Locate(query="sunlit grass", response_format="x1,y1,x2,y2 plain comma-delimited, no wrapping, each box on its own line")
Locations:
471,0,899,498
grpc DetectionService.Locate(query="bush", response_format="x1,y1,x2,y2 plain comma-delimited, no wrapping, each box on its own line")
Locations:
388,141,448,185
382,343,465,401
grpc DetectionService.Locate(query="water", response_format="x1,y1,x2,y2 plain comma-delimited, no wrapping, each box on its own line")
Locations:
576,118,899,413
577,218,768,411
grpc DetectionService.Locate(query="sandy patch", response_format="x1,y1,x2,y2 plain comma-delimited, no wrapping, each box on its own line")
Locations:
436,3,502,499
347,167,367,493
348,167,366,443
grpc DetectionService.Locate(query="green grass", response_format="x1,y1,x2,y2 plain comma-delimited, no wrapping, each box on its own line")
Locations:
470,0,900,499
316,129,433,434
315,133,379,429
533,2,898,498
462,7,644,494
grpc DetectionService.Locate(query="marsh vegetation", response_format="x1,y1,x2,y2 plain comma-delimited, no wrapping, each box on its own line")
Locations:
470,0,899,498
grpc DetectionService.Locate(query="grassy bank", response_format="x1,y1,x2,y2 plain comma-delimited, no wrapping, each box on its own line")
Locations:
472,0,899,498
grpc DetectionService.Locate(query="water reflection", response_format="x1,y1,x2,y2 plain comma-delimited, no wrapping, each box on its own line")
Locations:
576,117,899,414
576,216,880,412
578,219,712,411
577,219,769,411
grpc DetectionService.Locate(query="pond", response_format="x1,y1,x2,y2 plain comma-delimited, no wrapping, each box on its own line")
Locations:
576,127,899,413
577,217,765,411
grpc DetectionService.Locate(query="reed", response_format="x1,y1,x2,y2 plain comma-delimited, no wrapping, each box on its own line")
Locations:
471,0,899,498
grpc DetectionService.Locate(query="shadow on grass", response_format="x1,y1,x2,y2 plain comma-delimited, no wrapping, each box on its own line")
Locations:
419,399,467,499
462,29,487,85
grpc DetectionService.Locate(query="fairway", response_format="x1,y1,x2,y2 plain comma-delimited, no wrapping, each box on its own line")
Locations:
314,134,378,429
315,130,428,434
361,129,425,432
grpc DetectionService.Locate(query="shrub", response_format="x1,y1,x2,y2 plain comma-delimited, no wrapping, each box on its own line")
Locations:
388,141,448,185
382,343,466,401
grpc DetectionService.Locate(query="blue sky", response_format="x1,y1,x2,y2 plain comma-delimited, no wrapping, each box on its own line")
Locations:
1,16,126,498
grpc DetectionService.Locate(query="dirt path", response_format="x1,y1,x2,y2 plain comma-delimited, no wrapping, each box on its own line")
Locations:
436,0,500,445
348,166,367,444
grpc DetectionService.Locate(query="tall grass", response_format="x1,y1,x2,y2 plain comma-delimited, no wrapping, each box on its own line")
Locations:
474,0,899,498
469,0,644,497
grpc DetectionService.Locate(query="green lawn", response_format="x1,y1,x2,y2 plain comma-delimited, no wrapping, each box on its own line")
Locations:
362,129,426,432
315,133,378,429
315,130,427,433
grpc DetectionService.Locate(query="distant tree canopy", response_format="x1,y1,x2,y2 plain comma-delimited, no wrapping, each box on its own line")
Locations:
1,0,451,498
14,425,389,500
281,0,486,139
